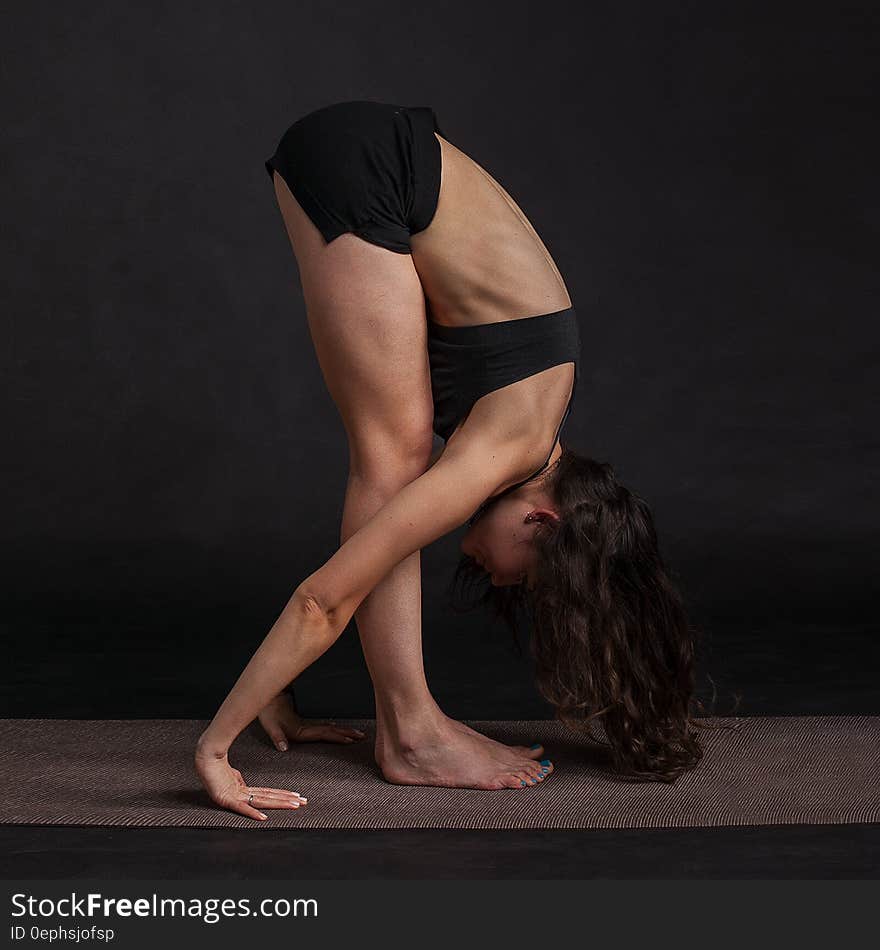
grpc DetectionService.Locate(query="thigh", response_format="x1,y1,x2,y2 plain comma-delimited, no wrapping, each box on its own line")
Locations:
271,170,434,468
410,134,573,326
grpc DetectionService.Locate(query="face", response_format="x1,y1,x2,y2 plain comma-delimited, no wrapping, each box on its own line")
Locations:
460,494,543,588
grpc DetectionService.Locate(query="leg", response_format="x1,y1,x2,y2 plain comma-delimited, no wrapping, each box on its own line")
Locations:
270,172,548,789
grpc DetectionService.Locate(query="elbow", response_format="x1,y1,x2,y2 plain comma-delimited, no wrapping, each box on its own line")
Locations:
292,568,363,638
290,585,344,644
293,586,333,620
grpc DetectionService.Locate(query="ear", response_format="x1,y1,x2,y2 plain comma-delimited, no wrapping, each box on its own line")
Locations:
525,507,560,527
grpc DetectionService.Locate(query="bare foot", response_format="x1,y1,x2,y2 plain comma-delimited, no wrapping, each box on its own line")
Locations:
378,725,553,791
448,718,545,761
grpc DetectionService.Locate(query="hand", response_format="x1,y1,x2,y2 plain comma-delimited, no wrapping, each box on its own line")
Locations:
257,691,366,751
194,745,307,821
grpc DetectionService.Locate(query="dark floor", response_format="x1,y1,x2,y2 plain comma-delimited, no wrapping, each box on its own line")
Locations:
3,607,878,879
2,825,878,879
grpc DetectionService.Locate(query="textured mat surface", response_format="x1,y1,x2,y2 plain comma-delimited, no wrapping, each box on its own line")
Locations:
1,717,877,829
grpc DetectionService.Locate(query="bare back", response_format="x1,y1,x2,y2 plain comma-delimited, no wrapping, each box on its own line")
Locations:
411,134,572,326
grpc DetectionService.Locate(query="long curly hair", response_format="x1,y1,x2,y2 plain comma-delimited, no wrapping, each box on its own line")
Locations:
449,446,732,783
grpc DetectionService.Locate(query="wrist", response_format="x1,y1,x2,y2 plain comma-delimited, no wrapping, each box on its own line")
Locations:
195,730,229,760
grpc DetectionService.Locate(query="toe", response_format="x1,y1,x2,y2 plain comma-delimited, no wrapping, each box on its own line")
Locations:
511,744,543,758
498,771,526,790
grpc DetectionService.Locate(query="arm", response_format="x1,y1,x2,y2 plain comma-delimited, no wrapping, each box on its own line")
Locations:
196,431,523,759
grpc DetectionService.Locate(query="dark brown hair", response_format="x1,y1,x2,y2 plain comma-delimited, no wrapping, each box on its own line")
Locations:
450,446,732,783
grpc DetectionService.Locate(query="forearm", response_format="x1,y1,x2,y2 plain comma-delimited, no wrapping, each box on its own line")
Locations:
196,590,341,756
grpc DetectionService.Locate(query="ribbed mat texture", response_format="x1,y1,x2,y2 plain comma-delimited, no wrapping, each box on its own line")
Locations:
1,717,877,829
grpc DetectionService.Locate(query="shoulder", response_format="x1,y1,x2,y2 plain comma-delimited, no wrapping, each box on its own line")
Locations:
443,362,576,493
440,400,543,497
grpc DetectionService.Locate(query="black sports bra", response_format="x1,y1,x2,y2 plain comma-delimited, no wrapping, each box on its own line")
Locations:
426,306,581,524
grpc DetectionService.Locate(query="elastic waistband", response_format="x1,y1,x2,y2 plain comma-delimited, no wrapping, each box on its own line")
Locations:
427,306,578,341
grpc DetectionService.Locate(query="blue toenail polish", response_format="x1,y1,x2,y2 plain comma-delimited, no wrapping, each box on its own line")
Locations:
540,759,551,766
520,780,527,787
530,743,541,750
529,779,536,784
541,768,549,774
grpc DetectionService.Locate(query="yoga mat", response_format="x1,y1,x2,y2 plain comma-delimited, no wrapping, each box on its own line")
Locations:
0,717,877,830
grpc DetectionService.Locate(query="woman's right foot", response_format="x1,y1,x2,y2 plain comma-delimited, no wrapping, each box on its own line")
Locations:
377,725,553,791
448,717,545,760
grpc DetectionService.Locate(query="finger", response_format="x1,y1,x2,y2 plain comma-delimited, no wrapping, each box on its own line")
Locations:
266,730,290,752
313,727,362,744
248,788,308,805
242,791,303,811
296,726,347,743
337,727,367,740
248,789,301,805
300,725,366,743
227,799,268,821
248,786,308,803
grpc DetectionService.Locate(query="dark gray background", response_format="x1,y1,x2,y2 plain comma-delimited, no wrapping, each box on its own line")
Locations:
4,1,877,723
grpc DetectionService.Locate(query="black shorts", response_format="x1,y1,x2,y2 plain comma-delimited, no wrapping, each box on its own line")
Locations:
264,100,446,254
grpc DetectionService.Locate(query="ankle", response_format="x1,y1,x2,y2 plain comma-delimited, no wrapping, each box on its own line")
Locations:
376,704,450,753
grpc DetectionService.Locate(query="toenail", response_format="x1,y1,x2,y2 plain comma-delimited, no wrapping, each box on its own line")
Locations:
529,779,536,784
520,780,527,787
540,759,551,766
530,743,541,750
541,768,549,774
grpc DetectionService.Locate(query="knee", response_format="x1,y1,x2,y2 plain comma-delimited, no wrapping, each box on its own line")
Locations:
347,420,435,492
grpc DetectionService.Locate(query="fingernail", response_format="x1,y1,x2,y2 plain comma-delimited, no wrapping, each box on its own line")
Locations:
344,737,354,743
530,743,541,750
278,742,288,751
540,759,551,767
259,813,267,819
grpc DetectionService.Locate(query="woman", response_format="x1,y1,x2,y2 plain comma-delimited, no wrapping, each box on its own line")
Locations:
195,101,705,820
